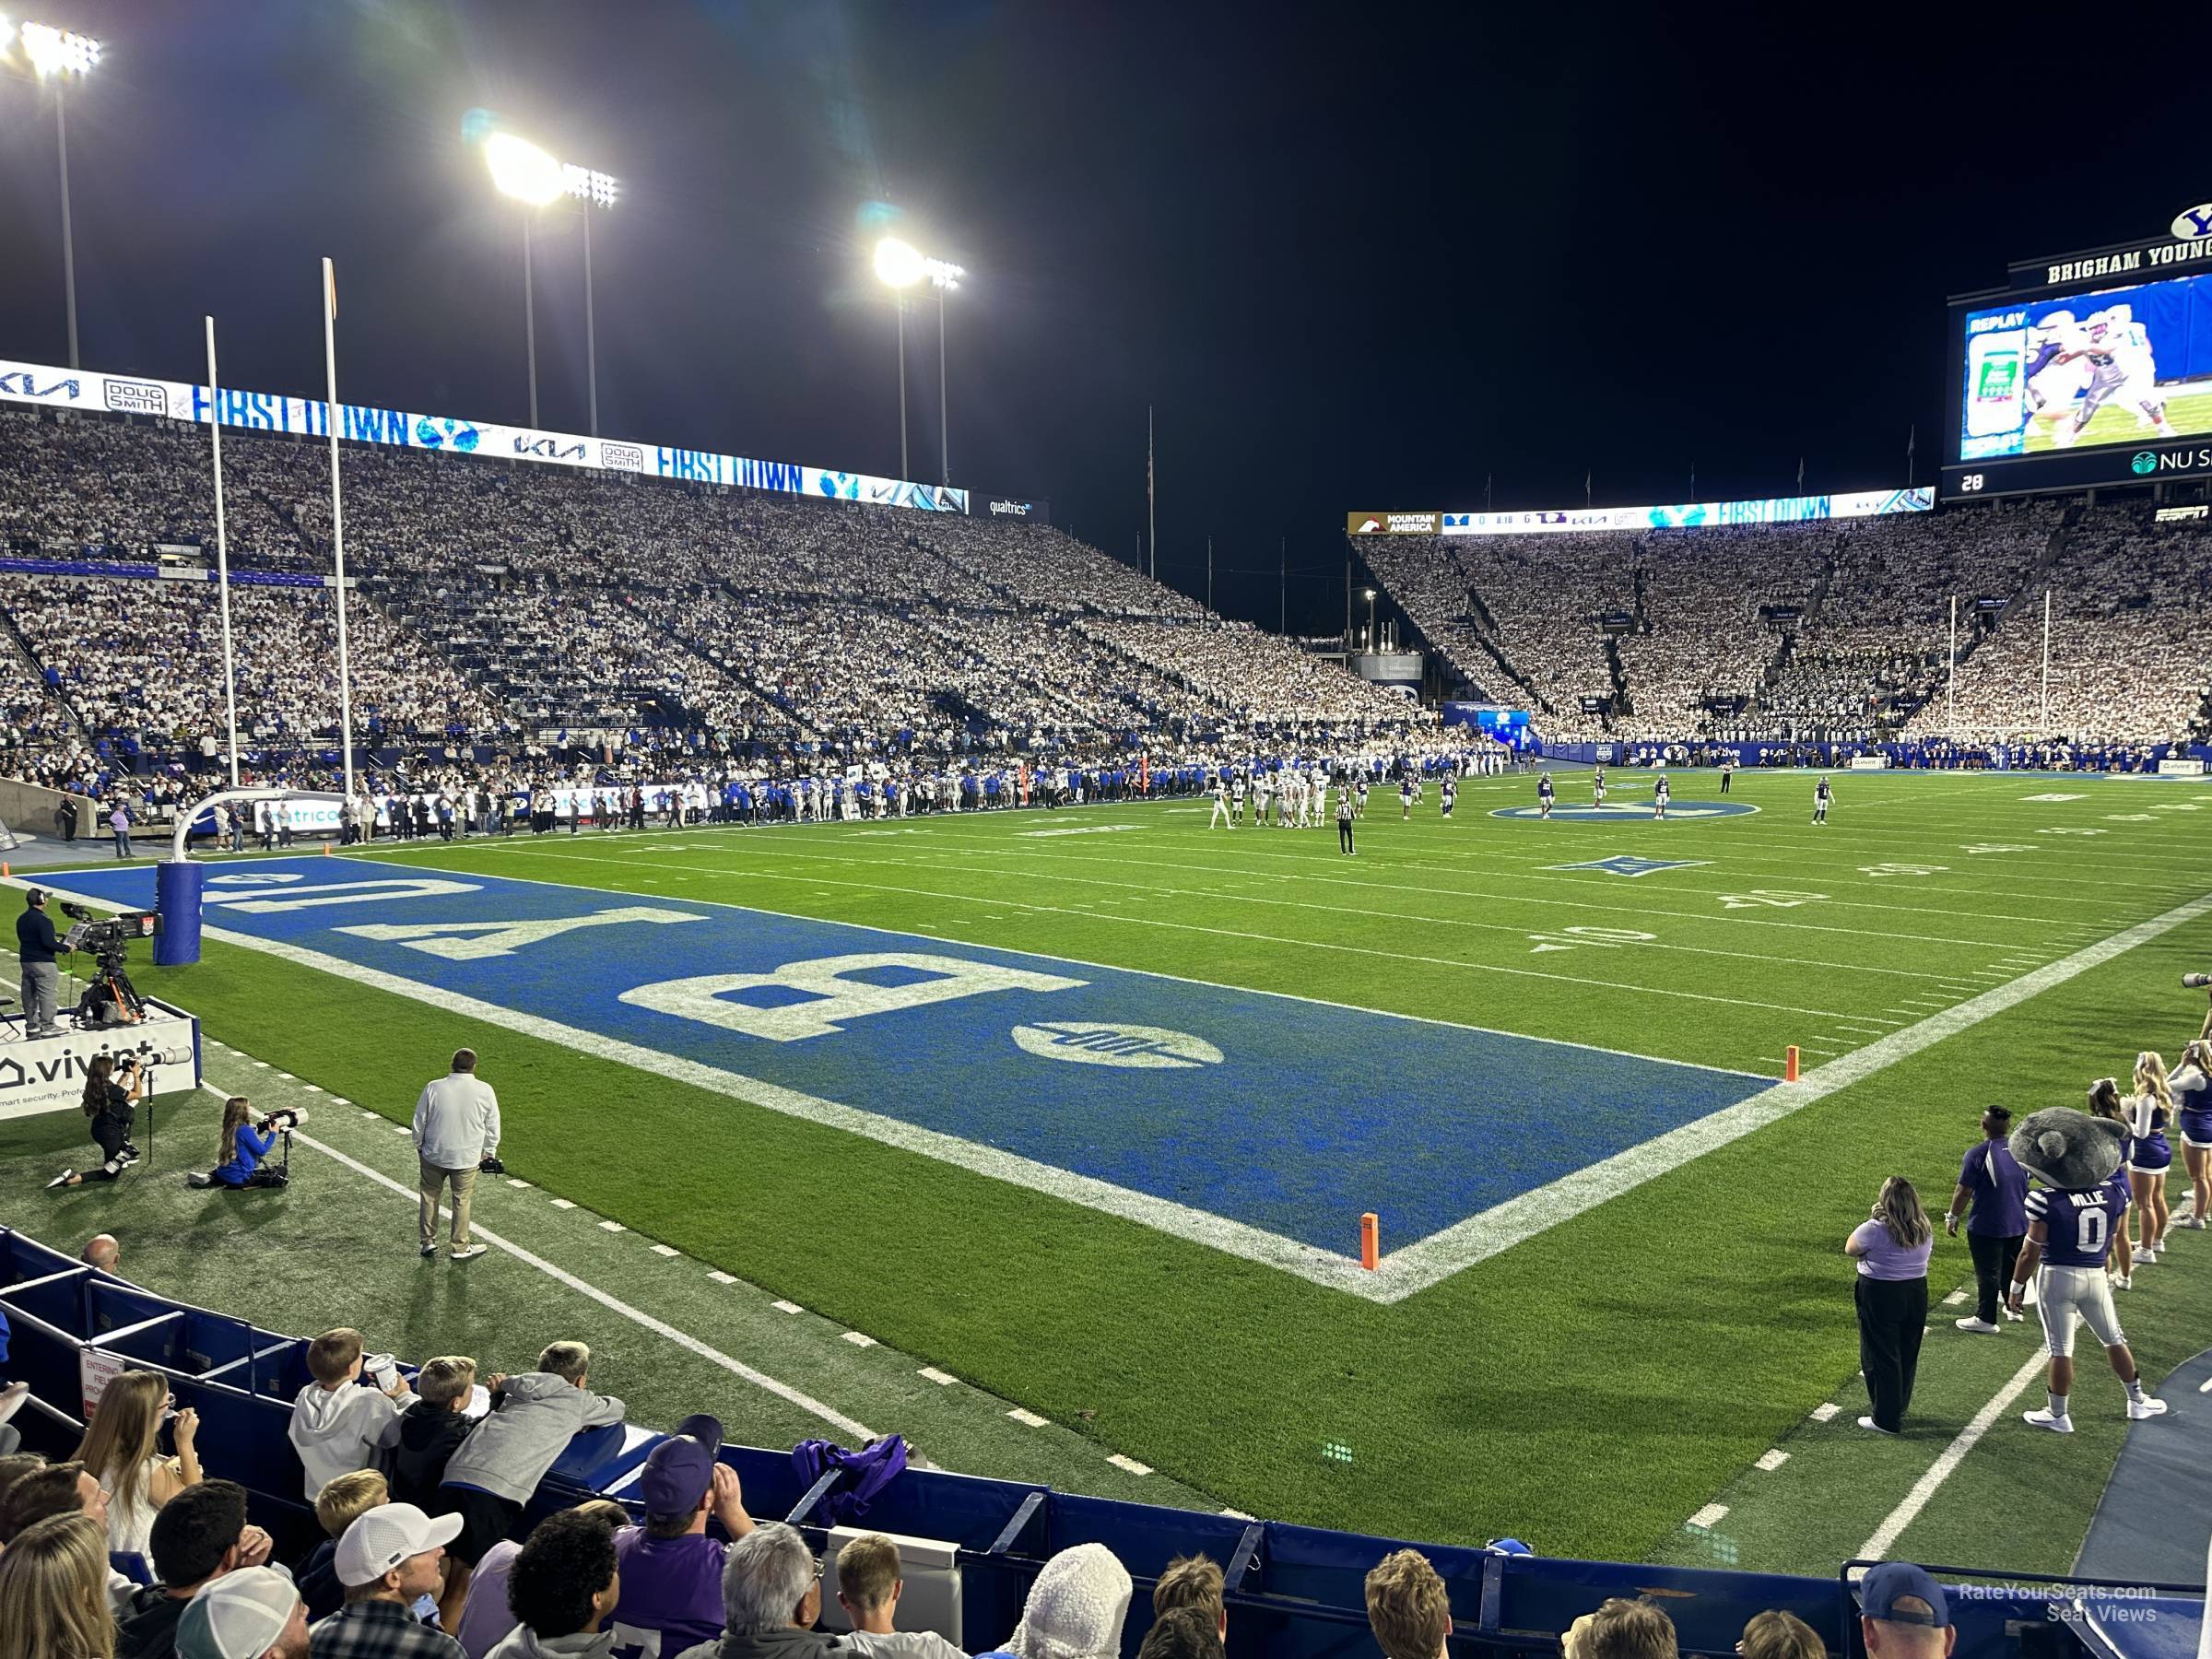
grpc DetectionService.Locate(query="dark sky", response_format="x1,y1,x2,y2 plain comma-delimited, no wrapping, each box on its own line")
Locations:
2,1,2206,631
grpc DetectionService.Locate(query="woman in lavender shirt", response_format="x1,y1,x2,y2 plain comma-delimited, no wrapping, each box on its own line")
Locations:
1845,1176,1934,1436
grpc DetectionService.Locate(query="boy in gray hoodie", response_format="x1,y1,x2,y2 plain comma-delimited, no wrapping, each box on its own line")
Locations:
288,1327,415,1500
438,1340,624,1606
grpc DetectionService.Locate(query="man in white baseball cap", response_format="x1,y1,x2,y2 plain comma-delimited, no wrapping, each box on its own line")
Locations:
316,1502,466,1659
176,1565,310,1659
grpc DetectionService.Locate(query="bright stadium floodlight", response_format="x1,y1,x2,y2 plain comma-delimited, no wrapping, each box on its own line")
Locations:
874,237,968,484
6,19,103,369
482,129,620,432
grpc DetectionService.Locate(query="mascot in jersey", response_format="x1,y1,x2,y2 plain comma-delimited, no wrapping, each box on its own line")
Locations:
2004,1103,2166,1431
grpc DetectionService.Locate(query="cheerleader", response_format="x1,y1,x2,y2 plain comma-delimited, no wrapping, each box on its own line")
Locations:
2172,1036,2212,1228
2088,1077,2136,1288
2126,1052,2175,1263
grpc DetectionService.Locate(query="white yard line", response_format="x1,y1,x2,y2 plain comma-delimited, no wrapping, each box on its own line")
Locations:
1855,1350,2047,1560
186,1083,880,1438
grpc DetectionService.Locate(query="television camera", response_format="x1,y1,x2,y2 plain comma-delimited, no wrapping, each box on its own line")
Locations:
59,900,159,1026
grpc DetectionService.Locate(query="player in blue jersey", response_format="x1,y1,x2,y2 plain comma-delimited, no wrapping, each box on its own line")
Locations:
1398,772,1413,820
2007,1107,2165,1430
1652,773,1670,820
2125,1052,2175,1264
1440,776,1455,819
1813,775,1832,825
1537,773,1555,819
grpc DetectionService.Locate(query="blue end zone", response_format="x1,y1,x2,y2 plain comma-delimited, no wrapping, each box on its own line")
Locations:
57,859,1767,1264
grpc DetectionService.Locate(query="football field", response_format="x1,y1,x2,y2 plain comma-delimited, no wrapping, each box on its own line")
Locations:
13,766,2212,1571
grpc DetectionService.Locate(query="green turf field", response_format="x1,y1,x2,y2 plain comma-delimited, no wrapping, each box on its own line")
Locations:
9,765,2212,1574
2018,385,2212,451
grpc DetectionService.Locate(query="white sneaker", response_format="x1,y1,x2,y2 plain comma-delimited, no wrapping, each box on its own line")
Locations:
2022,1407,2075,1433
449,1243,488,1262
1954,1317,2002,1335
2136,1248,2157,1265
2175,1216,2207,1230
2111,1273,2132,1291
2127,1395,2169,1420
1856,1416,1898,1436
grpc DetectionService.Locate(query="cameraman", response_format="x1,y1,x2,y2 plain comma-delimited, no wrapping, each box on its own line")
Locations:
16,888,60,1039
43,1052,142,1188
188,1096,301,1190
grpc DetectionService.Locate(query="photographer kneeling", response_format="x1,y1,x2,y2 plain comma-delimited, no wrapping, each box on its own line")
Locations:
44,1053,142,1189
187,1097,303,1191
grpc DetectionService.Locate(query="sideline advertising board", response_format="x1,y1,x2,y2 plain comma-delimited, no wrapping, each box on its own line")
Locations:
1348,490,1930,537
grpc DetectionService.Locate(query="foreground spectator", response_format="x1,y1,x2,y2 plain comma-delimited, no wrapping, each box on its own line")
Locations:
484,1511,621,1659
1149,1554,1225,1648
1857,1564,1955,1659
176,1566,311,1659
0,1512,118,1659
300,1473,389,1623
118,1479,274,1659
833,1532,962,1657
78,1370,203,1561
455,1501,628,1659
676,1521,837,1659
611,1417,751,1654
1364,1549,1450,1659
289,1330,414,1500
1565,1598,1677,1659
1135,1607,1223,1659
974,1541,1132,1659
313,1503,465,1659
82,1233,124,1276
1739,1610,1826,1659
0,1457,109,1542
440,1344,624,1578
394,1359,477,1510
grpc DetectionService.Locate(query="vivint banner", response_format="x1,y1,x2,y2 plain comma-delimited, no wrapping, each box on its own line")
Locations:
0,358,971,516
1349,488,1933,537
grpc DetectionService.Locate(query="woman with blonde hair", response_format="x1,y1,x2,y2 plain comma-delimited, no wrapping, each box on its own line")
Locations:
1844,1176,1933,1436
71,1370,199,1563
2126,1053,2175,1264
0,1512,117,1659
2086,1077,2138,1288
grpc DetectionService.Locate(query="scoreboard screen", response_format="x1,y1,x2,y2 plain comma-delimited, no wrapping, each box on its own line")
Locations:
1944,224,2212,500
1959,272,2212,462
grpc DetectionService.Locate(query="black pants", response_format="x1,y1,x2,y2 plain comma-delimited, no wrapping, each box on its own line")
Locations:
1720,772,1731,792
1968,1230,2024,1325
1854,1275,1927,1431
1338,820,1354,853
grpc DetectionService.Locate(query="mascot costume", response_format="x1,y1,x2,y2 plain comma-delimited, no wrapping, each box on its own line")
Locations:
2006,1104,2166,1431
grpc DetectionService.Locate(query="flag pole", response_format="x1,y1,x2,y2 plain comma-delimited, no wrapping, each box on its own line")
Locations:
1947,593,1958,734
205,316,241,789
2040,586,2052,730
322,258,357,805
1147,405,1157,581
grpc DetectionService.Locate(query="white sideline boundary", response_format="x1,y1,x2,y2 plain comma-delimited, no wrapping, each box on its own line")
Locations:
187,1081,880,1441
19,876,2212,1304
1856,1350,2046,1560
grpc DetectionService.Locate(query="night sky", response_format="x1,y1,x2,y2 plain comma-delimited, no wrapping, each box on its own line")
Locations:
1,2,2206,631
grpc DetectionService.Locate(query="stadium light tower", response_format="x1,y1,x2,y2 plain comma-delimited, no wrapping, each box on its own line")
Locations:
6,18,103,369
874,236,965,485
484,130,619,433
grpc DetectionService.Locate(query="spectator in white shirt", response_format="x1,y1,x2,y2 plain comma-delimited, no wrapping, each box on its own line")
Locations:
412,1050,501,1262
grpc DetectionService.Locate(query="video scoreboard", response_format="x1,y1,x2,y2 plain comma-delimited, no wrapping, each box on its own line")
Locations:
1944,206,2212,500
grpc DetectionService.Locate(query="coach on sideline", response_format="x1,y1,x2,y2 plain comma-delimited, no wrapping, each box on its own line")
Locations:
413,1050,500,1263
17,888,60,1038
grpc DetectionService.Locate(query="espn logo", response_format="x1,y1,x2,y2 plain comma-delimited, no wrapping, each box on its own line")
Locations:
599,441,644,471
102,379,168,417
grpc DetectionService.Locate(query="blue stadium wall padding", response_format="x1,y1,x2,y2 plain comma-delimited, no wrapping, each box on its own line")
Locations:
153,859,204,965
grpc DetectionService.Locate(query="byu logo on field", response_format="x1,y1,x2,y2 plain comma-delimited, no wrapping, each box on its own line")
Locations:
1010,1021,1223,1070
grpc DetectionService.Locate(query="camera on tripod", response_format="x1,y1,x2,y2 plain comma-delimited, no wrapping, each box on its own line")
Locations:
59,902,156,1028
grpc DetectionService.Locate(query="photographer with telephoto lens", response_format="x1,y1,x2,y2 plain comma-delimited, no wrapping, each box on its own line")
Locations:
45,1053,144,1189
187,1098,305,1191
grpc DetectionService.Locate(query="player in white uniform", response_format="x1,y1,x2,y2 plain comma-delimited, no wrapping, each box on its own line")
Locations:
1230,772,1246,825
2054,306,2176,444
1652,773,1669,820
1591,767,1606,807
1209,775,1231,829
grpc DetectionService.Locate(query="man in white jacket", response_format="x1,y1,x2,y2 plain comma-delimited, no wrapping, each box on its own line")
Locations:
414,1050,501,1262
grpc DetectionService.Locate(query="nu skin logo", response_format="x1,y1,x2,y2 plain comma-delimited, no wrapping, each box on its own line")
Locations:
2135,447,2212,475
